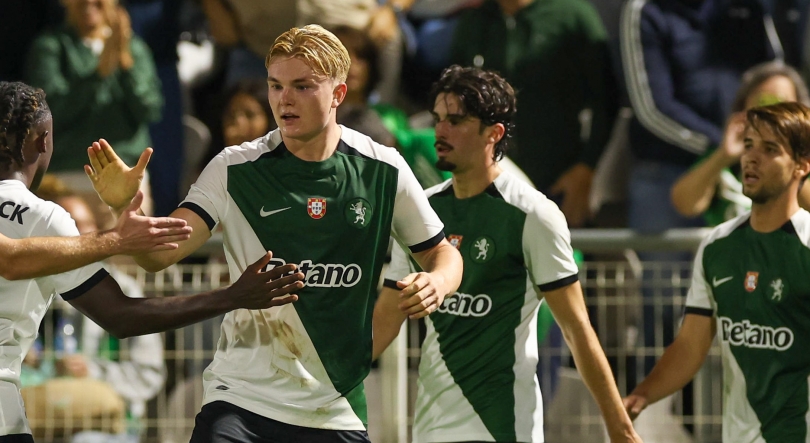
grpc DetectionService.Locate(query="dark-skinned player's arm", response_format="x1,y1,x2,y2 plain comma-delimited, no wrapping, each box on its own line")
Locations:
69,252,304,338
0,191,191,280
85,139,214,271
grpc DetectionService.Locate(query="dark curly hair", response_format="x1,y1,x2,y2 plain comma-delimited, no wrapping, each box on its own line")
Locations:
0,82,51,168
429,65,517,161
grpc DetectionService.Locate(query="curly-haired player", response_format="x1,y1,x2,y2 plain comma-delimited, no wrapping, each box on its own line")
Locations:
374,66,642,443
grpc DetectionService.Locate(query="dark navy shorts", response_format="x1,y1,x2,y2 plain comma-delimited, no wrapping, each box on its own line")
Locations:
0,435,34,443
189,401,370,443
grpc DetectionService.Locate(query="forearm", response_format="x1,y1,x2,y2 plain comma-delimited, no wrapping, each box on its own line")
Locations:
561,319,636,438
415,241,462,296
0,232,121,280
110,206,205,272
630,337,707,405
89,288,233,338
670,151,727,217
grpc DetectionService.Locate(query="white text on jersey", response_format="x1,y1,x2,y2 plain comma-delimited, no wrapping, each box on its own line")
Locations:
719,317,794,351
265,258,362,288
438,292,492,317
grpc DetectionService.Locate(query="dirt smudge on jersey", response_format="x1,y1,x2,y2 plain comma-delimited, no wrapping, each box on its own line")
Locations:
267,317,303,358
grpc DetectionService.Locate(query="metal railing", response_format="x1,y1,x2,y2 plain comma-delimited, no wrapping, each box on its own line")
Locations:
21,228,719,443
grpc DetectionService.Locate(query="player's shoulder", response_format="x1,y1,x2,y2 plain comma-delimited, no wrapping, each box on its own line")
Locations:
701,212,751,250
493,172,562,219
424,179,453,198
337,125,405,169
0,180,72,231
213,131,278,166
786,208,810,249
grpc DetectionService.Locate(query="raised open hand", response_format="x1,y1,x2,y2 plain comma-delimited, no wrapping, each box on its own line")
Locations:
85,139,150,212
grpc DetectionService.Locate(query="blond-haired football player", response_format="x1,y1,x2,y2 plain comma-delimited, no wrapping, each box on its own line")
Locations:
87,25,462,442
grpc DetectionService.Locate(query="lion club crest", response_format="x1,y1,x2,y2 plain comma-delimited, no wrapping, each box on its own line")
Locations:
307,198,326,219
745,271,759,292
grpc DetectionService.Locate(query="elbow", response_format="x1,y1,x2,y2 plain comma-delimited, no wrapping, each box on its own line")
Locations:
104,321,138,339
106,326,131,340
670,184,700,218
139,259,172,273
141,263,165,273
0,268,27,281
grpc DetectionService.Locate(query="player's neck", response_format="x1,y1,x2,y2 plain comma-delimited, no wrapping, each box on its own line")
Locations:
452,163,502,199
283,122,342,162
0,167,28,187
750,190,800,233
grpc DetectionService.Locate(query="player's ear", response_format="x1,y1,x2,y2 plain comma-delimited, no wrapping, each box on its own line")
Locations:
35,131,49,154
796,157,810,180
487,123,505,145
332,82,347,108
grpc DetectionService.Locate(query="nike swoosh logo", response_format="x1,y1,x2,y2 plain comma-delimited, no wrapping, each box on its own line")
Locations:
712,276,733,288
260,206,291,217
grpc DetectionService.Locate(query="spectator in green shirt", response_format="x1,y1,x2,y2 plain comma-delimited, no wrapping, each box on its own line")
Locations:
24,0,162,226
450,0,617,227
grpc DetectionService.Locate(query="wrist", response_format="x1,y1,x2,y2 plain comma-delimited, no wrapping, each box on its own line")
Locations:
97,229,123,255
429,271,447,295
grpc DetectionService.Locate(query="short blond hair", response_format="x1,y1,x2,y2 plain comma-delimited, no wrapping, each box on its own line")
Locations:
265,25,350,83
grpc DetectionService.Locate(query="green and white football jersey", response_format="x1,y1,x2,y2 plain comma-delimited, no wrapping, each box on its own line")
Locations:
686,209,810,443
181,126,443,431
385,172,579,442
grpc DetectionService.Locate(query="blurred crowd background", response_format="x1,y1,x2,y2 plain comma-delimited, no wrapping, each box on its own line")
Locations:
4,0,809,441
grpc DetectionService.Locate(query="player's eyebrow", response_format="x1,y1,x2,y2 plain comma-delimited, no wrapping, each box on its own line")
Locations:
267,76,317,84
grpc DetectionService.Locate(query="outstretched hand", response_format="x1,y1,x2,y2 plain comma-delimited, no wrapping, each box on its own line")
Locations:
395,272,447,319
112,190,193,254
228,252,306,310
85,139,150,212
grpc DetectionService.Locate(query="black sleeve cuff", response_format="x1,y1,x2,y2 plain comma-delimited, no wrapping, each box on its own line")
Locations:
61,269,109,301
538,274,579,293
383,279,399,289
179,202,216,231
684,306,714,317
408,230,445,254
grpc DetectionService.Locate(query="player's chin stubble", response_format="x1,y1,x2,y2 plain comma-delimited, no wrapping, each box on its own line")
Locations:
436,159,457,171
